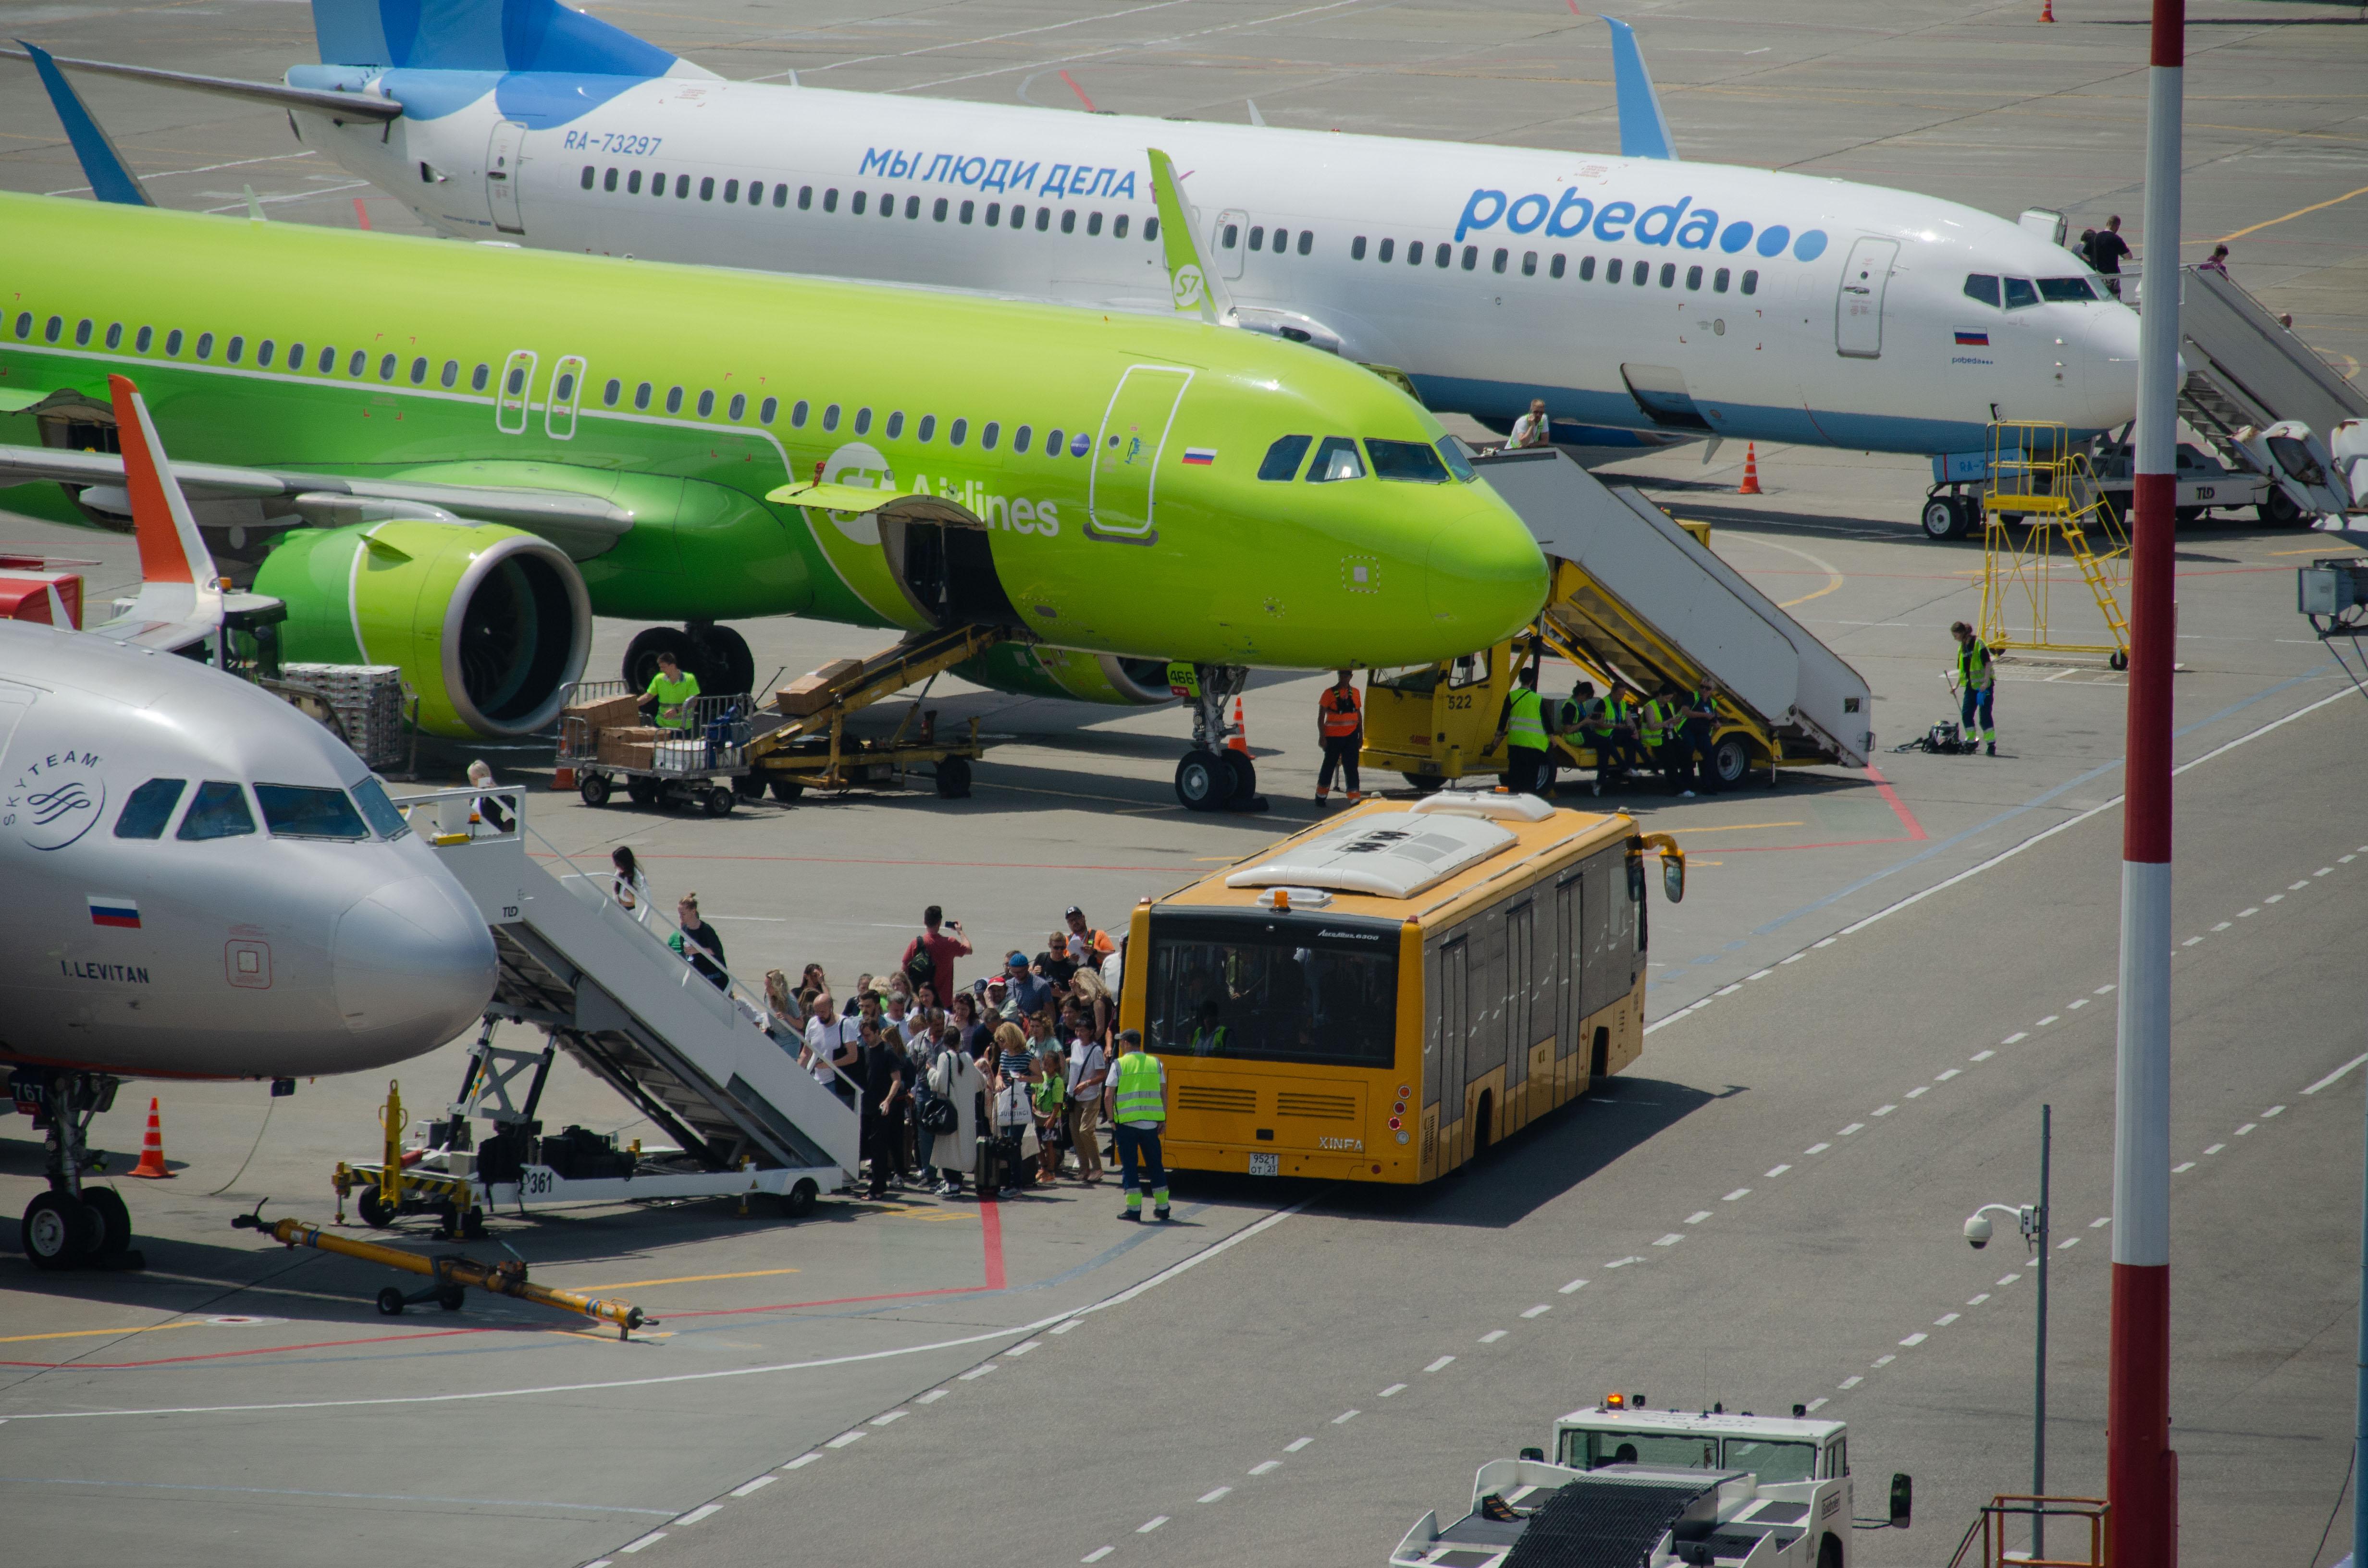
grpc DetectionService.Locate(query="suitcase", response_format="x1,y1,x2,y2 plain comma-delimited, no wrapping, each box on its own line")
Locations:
974,1133,1008,1195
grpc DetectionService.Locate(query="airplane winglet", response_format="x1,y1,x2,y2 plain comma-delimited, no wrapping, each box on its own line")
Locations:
94,374,225,650
1147,148,1230,327
19,38,155,205
1602,17,1678,161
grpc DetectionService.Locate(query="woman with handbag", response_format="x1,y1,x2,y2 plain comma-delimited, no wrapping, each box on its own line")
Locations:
925,1027,983,1197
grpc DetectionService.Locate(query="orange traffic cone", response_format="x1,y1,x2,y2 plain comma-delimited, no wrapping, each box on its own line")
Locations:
1738,443,1763,496
1227,697,1250,756
553,766,576,789
2038,0,2055,19
126,1097,173,1178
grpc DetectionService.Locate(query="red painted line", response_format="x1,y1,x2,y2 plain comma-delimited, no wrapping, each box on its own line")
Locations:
351,197,372,230
1863,766,1928,842
979,1195,1007,1291
1059,69,1097,111
672,1194,1008,1318
0,1327,486,1370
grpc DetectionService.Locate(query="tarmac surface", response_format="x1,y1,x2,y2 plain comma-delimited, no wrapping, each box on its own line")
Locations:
3,1,2365,1565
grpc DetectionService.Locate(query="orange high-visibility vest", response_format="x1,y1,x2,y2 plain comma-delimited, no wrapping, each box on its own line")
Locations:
1318,686,1362,739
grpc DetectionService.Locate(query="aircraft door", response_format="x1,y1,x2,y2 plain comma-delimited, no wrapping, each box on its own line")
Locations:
544,355,587,441
893,516,1022,628
486,121,528,234
1087,366,1192,543
1214,210,1249,281
495,349,538,435
1835,237,1899,358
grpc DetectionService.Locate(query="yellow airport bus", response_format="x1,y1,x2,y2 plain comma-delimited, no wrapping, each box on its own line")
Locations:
1119,792,1682,1185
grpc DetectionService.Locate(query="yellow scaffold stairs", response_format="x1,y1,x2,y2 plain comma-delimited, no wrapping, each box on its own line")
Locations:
1979,421,2133,669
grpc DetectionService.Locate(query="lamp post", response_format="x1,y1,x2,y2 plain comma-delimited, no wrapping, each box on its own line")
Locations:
1963,1103,2052,1560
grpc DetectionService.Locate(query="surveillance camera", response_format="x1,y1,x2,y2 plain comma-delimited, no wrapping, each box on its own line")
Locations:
1963,1213,1993,1250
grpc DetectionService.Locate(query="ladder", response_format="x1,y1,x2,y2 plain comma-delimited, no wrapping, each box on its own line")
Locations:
1980,422,2133,666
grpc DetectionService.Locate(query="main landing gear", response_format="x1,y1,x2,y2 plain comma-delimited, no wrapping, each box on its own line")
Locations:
623,621,756,698
12,1069,143,1271
1172,662,1268,814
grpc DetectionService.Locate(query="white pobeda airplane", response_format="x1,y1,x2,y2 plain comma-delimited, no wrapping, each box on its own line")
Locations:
13,0,2141,514
2,375,497,1270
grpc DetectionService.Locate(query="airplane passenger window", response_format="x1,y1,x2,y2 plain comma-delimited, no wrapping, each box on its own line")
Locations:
728,392,746,420
1522,252,1537,277
898,195,914,219
1249,226,1265,251
824,188,839,212
1714,268,1730,293
675,174,691,198
604,169,618,193
1297,231,1312,256
473,363,490,391
1306,437,1365,482
74,319,92,347
603,379,621,406
1740,270,1758,294
696,389,715,416
697,177,715,201
283,339,300,366
1406,241,1422,265
1435,245,1451,269
1366,439,1450,483
629,171,643,195
759,396,777,424
350,777,410,840
949,417,966,445
650,171,666,196
1607,259,1623,283
1037,208,1052,232
1492,248,1508,274
165,328,184,355
916,413,938,441
634,382,652,410
960,199,974,223
506,365,526,394
1378,238,1394,263
351,350,369,377
1459,246,1477,270
177,781,256,842
107,323,124,349
197,331,217,359
1634,262,1651,287
1661,263,1677,287
1145,217,1159,240
1550,254,1566,279
439,361,456,388
1114,214,1129,238
9,312,27,339
1352,236,1368,261
1222,223,1239,249
823,404,840,431
228,336,245,363
47,316,65,344
320,346,338,372
729,179,745,202
886,411,906,438
114,778,187,840
980,420,999,449
379,354,397,380
1045,427,1064,455
929,197,946,223
796,184,810,208
791,399,810,427
142,327,166,353
773,183,789,207
1962,274,2001,307
665,387,684,414
2003,278,2039,309
258,339,274,366
1070,431,1091,457
580,165,594,190
409,357,427,384
854,191,869,216
256,783,369,841
1258,435,1313,480
986,202,1003,225
1013,423,1033,452
1087,212,1103,236
1686,265,1702,290
2038,277,2098,302
1061,210,1077,234
854,407,873,435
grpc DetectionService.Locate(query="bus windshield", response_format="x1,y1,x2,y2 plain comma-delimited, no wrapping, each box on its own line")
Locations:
1145,919,1398,1067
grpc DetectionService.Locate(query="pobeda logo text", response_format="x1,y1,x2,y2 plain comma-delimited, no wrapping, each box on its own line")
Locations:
1455,188,1829,263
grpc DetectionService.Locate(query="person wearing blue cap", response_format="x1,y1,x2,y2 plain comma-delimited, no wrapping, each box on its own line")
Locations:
1003,949,1052,1022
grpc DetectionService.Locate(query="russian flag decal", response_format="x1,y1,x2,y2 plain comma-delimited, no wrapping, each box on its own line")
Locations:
1182,447,1217,466
88,896,141,930
1954,329,1990,347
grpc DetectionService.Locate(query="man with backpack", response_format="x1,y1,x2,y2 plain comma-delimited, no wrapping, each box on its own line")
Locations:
903,905,971,997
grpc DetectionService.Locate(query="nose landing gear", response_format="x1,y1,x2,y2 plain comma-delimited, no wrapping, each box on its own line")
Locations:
1171,662,1268,813
12,1069,144,1271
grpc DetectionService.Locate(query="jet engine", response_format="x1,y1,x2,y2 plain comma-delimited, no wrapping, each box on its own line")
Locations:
252,519,592,737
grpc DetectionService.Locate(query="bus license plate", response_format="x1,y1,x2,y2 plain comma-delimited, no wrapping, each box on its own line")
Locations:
1247,1152,1279,1176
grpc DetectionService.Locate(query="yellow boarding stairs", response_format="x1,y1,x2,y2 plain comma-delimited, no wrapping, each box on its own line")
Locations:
742,623,1005,799
1979,421,2133,668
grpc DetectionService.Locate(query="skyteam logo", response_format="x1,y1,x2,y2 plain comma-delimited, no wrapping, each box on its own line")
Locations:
5,746,105,851
1455,187,1828,262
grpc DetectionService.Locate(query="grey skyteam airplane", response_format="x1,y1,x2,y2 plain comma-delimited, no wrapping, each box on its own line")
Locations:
2,376,497,1271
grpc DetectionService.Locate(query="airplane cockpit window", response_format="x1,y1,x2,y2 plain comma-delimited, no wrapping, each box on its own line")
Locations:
351,777,410,840
1364,439,1450,483
256,784,369,841
1258,435,1313,481
2003,278,2040,309
1963,273,2002,307
1305,437,1366,483
114,778,187,840
2038,277,2099,303
1435,437,1477,482
176,781,256,842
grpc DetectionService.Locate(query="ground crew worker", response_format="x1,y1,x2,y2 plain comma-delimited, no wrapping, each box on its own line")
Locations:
1952,621,1998,755
1586,684,1640,790
1500,662,1551,796
1675,679,1725,795
1314,669,1364,807
639,649,700,732
1110,1029,1170,1221
1640,686,1682,791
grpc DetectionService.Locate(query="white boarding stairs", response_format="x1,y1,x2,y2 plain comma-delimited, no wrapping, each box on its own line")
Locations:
2163,264,2368,515
417,789,858,1184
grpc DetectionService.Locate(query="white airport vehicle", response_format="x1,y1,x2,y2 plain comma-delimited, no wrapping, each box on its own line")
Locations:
2083,438,2271,526
1,381,497,1270
1392,1397,1908,1568
11,0,2141,463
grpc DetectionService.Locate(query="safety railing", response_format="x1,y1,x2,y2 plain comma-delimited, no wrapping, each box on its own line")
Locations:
1942,1495,2109,1568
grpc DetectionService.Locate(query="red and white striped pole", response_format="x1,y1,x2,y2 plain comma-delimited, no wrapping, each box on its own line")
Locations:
2109,0,2183,1561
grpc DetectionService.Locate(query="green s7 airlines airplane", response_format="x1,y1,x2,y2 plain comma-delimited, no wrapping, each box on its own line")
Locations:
0,186,1546,803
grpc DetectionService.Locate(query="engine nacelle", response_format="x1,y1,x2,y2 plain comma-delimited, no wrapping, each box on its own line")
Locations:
253,520,591,737
958,643,1176,706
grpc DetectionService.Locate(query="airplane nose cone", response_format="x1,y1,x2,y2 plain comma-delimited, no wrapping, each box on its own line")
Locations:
333,874,497,1055
1425,490,1551,647
2087,304,2145,428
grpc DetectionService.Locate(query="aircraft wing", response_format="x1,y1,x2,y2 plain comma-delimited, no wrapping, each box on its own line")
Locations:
0,45,403,122
0,443,635,559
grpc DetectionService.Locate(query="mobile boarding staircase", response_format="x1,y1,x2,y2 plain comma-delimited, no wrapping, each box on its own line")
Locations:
405,788,858,1218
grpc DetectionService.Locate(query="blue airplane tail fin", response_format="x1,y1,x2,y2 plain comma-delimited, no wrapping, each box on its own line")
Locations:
311,0,684,76
19,39,153,205
1602,16,1677,161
